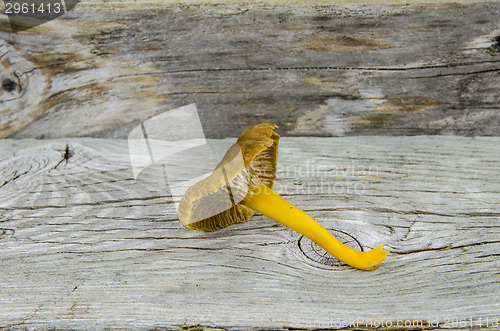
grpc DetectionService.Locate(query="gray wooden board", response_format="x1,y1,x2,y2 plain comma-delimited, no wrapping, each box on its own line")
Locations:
0,136,499,329
1,2,499,139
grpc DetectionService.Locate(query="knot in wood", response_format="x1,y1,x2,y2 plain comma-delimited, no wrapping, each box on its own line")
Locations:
298,229,362,269
2,78,17,92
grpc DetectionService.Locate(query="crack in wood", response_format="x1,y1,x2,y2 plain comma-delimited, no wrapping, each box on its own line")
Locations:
392,240,500,255
403,221,417,240
0,194,173,210
303,206,500,218
0,228,15,238
412,67,500,79
52,144,74,170
121,60,500,75
0,168,31,188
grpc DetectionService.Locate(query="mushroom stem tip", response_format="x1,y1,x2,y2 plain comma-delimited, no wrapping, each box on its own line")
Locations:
244,184,389,271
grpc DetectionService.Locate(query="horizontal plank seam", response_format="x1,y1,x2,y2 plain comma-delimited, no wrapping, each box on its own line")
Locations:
28,60,500,74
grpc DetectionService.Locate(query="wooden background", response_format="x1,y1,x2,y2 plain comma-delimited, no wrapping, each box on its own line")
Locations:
1,1,499,139
1,137,499,329
1,0,499,329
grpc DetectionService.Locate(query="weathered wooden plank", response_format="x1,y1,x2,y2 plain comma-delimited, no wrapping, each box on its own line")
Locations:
0,136,499,329
0,2,499,139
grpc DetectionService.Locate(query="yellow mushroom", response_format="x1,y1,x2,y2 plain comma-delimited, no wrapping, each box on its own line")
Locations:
178,123,389,270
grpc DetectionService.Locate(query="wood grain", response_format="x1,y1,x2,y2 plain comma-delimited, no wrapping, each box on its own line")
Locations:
1,136,499,329
0,2,499,139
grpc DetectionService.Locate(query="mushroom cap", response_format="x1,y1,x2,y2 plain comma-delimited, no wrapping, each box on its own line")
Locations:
177,123,280,231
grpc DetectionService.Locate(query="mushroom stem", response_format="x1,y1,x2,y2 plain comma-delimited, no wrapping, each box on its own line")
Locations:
243,184,389,271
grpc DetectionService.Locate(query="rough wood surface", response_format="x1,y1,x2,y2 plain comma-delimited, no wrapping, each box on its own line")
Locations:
1,2,499,139
1,136,499,329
